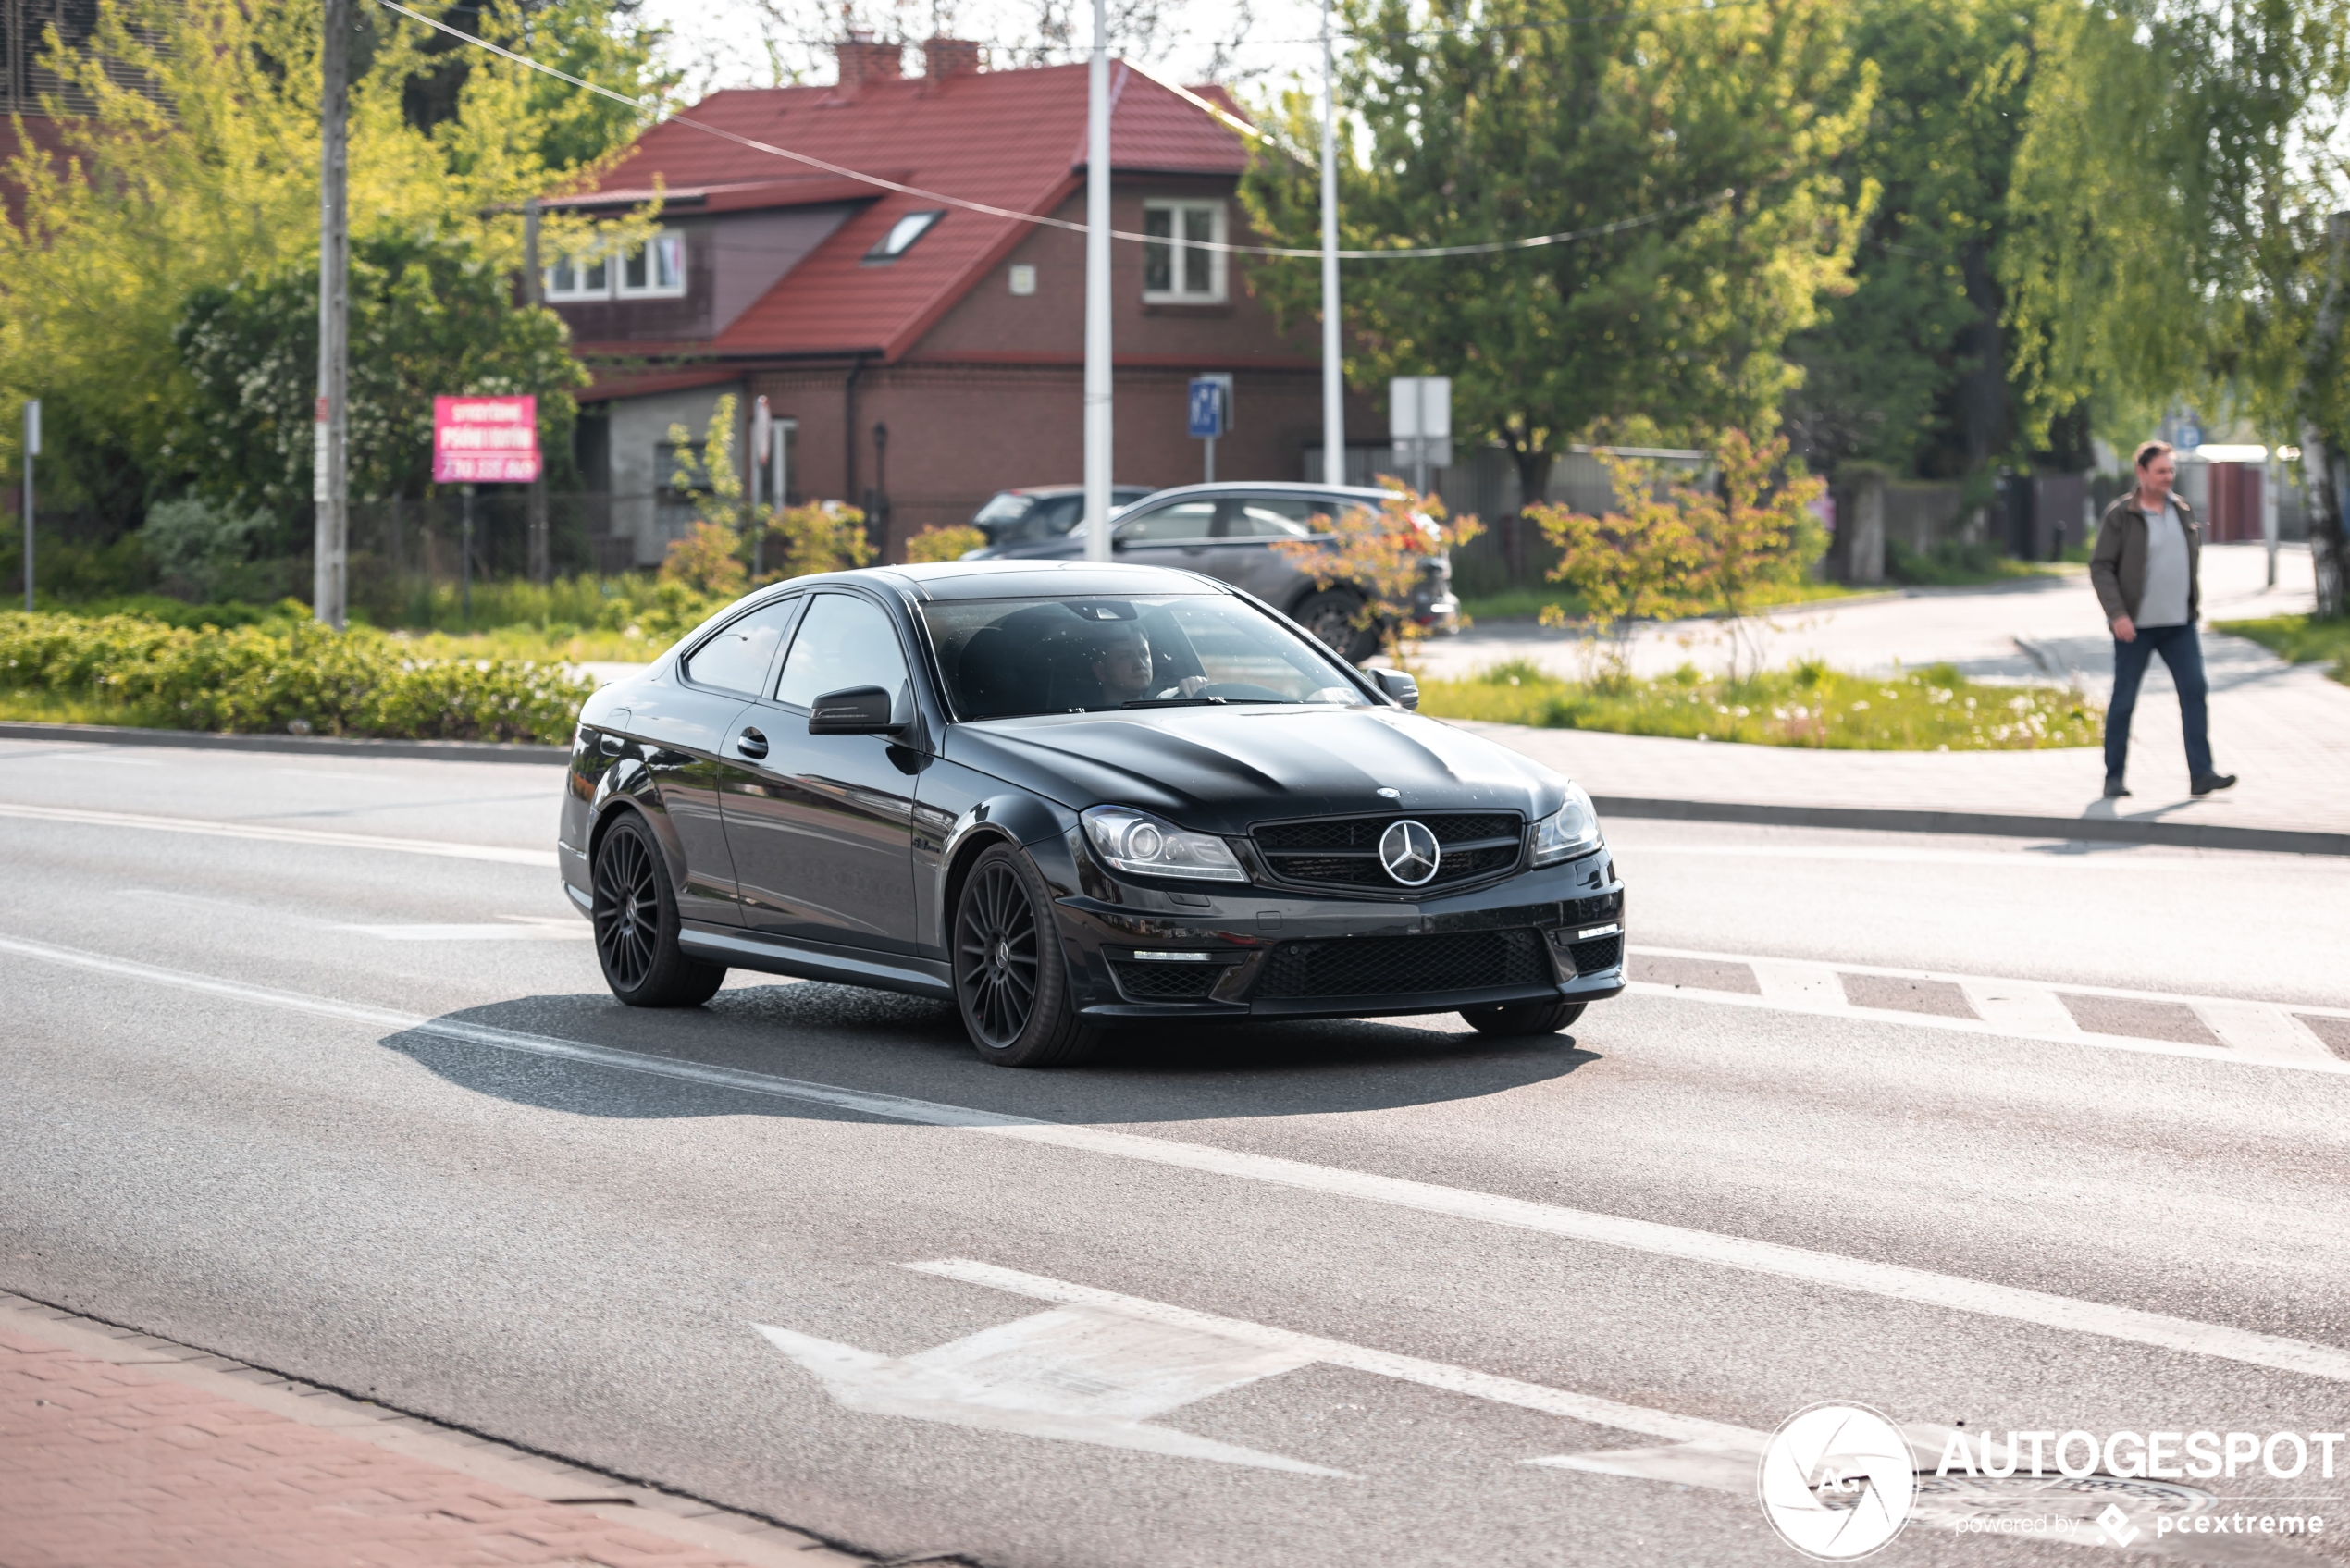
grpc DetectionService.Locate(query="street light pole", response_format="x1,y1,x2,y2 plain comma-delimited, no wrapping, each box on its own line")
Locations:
19,399,36,612
1318,0,1343,488
314,0,350,630
1082,0,1113,562
523,195,550,586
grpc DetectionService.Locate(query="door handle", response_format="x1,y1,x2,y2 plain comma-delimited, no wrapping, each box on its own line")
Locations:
736,726,769,760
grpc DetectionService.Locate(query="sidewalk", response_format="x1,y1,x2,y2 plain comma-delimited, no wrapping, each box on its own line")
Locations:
0,1294,869,1568
1425,543,2350,849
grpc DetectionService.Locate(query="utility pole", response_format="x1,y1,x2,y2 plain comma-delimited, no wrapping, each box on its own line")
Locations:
523,196,550,585
1082,0,1113,562
19,399,36,611
314,0,350,630
1318,0,1343,488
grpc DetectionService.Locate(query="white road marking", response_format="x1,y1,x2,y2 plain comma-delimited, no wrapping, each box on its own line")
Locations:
1627,944,2350,1076
0,800,557,867
1748,960,1844,1007
2190,1001,2342,1067
908,1260,1746,1444
7,931,2350,1389
756,1305,1341,1475
342,918,592,942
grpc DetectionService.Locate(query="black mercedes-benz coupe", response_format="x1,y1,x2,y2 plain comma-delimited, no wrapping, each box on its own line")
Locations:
558,561,1625,1067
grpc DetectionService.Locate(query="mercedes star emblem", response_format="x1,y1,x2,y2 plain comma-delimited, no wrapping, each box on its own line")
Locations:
1378,819,1441,886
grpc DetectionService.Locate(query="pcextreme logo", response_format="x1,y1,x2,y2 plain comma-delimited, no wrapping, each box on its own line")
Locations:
1757,1402,1916,1561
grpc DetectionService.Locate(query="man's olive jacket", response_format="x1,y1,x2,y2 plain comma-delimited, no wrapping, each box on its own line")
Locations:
2089,490,2202,624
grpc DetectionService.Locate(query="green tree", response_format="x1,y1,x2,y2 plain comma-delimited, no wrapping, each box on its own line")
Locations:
1782,0,2038,478
2002,0,2350,612
172,231,589,512
0,0,659,531
1239,0,1874,503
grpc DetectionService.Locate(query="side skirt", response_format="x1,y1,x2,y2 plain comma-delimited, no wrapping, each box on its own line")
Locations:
678,924,954,1001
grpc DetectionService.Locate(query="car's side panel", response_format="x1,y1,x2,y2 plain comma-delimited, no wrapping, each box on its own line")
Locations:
909,759,1078,962
623,672,754,926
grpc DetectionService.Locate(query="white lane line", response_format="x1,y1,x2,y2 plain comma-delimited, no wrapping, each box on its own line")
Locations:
8,931,2350,1389
1958,979,2082,1038
907,1260,1749,1444
0,800,556,867
341,920,593,942
2191,1001,2342,1067
1748,960,1843,1008
1632,944,2350,1019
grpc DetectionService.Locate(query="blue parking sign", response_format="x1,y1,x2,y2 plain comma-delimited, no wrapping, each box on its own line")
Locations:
1187,377,1227,439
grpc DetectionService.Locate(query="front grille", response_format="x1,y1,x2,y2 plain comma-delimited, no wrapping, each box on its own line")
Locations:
1251,811,1524,895
1109,960,1224,1002
1565,933,1624,976
1254,930,1548,1001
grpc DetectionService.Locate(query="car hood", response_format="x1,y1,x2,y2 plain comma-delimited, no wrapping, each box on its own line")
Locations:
943,705,1570,834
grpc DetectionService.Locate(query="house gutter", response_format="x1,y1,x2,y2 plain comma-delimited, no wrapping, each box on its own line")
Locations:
844,352,873,509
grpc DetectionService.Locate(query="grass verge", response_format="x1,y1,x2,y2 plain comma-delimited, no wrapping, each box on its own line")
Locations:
2216,614,2350,685
1416,659,2101,749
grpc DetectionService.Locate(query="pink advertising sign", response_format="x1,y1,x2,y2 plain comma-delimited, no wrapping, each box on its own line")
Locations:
432,395,540,484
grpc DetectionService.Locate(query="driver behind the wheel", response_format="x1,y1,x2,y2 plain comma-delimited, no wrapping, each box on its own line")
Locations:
1089,621,1208,707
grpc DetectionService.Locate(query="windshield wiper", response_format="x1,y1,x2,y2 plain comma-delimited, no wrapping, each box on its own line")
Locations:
1118,697,1284,708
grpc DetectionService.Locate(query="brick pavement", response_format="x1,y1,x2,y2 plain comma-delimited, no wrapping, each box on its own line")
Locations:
0,1304,868,1568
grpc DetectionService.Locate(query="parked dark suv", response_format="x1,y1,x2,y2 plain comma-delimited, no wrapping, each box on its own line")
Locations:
964,482,1462,661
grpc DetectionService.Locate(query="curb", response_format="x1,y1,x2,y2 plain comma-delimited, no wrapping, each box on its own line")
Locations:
1592,796,2350,858
0,720,568,765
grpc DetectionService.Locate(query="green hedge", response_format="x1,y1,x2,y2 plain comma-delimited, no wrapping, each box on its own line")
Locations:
0,611,591,745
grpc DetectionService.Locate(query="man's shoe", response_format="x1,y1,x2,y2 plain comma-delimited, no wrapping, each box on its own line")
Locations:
2191,772,2238,796
2102,777,2131,799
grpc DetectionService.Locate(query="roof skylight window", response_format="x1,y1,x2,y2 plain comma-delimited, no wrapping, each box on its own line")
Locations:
867,209,944,262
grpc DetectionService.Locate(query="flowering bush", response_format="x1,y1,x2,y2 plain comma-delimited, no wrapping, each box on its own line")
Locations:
0,611,591,744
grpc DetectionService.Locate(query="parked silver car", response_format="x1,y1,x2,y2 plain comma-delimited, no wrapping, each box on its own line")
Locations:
962,482,1461,661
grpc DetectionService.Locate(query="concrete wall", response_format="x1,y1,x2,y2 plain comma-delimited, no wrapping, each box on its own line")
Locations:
602,382,746,566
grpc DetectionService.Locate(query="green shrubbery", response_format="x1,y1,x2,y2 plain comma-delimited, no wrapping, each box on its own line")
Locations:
0,611,590,744
1418,658,2101,750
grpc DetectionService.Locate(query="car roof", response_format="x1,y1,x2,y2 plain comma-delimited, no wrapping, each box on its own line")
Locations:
860,560,1234,602
991,484,1156,500
1125,481,1392,504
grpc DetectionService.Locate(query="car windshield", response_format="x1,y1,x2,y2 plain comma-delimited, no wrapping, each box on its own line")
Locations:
920,594,1372,721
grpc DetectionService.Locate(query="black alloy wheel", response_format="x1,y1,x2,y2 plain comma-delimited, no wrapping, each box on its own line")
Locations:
592,812,726,1007
1293,587,1380,663
952,843,1101,1067
1459,998,1586,1037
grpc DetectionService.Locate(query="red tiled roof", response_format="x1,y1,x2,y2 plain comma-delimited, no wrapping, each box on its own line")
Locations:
572,62,1249,363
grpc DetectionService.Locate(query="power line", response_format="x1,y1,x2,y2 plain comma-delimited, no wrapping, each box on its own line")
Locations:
373,0,1738,261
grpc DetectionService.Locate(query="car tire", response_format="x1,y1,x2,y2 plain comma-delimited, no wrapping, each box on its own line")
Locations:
592,812,726,1008
1459,999,1586,1037
1293,588,1380,663
953,843,1103,1068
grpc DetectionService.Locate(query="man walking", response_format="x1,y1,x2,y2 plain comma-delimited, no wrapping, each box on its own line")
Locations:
2089,439,2236,799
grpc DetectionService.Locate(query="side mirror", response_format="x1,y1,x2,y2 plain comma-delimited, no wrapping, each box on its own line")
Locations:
808,685,899,735
1372,668,1419,710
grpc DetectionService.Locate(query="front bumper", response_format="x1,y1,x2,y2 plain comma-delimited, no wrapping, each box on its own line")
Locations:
1048,843,1625,1022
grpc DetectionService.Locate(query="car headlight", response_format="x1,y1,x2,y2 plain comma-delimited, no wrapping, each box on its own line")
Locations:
1082,806,1247,882
1529,783,1602,866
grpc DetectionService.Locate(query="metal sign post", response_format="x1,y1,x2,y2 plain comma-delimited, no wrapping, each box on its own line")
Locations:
1388,377,1453,496
750,395,772,578
20,399,37,611
1082,0,1113,562
1187,375,1231,483
314,0,350,629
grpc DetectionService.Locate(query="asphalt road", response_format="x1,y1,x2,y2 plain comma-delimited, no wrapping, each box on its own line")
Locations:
5,736,2349,1568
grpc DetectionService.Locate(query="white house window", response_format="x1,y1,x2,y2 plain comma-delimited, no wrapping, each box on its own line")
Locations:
617,231,686,298
544,250,609,302
1143,201,1225,302
867,209,943,263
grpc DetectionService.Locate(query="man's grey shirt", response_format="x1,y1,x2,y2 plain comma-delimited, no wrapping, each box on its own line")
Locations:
2137,500,2192,627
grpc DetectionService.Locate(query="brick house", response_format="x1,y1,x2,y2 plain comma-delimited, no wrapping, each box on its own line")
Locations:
550,38,1373,565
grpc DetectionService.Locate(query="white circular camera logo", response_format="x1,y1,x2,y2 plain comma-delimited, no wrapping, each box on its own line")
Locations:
1757,1402,1916,1561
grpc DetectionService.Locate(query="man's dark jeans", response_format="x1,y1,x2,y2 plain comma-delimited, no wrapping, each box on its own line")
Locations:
2105,623,2212,782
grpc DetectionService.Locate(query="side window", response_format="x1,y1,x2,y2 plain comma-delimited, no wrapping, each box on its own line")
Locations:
774,594,910,710
1116,500,1218,544
683,599,800,696
1219,499,1318,539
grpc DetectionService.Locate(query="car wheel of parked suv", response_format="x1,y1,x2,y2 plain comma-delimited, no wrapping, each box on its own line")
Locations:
1459,999,1586,1037
592,813,727,1008
954,844,1103,1068
1293,587,1380,662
